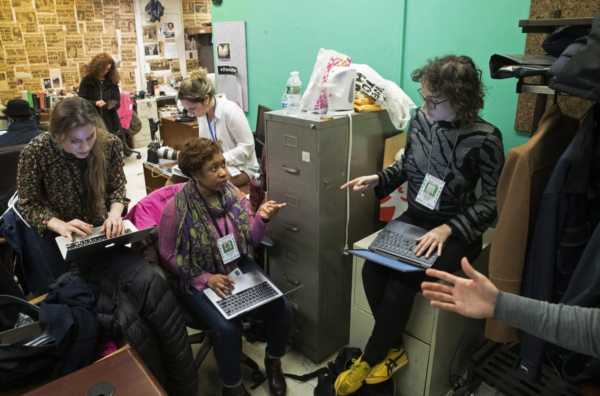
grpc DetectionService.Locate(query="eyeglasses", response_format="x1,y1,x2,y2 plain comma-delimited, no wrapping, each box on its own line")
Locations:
418,89,450,110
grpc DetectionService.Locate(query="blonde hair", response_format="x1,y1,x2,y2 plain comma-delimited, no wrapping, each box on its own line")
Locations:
177,67,215,104
49,97,108,222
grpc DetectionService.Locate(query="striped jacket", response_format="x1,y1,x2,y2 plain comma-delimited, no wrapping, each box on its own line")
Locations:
375,109,505,245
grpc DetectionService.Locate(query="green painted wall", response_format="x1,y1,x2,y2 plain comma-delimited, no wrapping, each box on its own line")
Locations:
212,0,532,152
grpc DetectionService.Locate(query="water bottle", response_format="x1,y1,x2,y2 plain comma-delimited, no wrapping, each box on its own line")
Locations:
252,172,261,188
281,91,288,115
286,71,301,116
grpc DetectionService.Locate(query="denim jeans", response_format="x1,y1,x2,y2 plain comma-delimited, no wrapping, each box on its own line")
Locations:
175,257,292,387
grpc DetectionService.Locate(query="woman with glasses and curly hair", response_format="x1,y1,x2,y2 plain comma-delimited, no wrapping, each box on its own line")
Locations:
78,53,122,136
337,55,505,395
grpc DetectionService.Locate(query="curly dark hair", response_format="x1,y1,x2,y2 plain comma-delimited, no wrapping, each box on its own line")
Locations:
411,55,485,127
85,53,120,84
178,138,223,178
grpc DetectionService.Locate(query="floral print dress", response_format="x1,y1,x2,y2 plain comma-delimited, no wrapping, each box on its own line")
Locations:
17,132,130,236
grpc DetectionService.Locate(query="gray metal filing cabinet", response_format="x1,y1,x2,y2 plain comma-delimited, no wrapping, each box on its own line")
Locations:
265,110,397,363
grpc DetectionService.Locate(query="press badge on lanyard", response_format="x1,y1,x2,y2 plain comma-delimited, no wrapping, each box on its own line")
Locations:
218,234,240,264
415,133,459,211
416,174,445,210
207,97,218,141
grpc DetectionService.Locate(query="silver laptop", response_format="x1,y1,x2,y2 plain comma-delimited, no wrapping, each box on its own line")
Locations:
55,219,154,261
204,269,288,320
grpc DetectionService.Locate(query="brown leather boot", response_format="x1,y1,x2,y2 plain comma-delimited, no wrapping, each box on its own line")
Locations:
264,356,287,396
221,383,250,396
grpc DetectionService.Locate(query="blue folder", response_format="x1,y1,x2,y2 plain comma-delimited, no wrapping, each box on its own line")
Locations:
348,249,425,272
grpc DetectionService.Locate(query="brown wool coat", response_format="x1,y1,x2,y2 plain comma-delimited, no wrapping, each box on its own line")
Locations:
486,105,579,342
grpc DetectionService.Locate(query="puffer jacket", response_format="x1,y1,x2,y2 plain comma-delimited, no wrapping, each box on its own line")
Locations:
52,246,198,396
549,12,600,102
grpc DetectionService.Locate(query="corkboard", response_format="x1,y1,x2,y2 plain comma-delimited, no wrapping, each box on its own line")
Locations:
514,1,599,132
0,0,139,104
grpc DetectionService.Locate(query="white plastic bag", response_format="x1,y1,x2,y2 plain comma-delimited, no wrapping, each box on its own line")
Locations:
300,48,352,113
350,64,416,130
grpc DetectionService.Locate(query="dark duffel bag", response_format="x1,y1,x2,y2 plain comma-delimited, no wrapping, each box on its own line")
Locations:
0,295,59,391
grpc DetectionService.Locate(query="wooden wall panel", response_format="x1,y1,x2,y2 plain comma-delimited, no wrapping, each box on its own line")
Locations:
514,1,599,132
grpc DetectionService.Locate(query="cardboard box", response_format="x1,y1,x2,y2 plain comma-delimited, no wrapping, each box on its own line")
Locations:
380,132,409,222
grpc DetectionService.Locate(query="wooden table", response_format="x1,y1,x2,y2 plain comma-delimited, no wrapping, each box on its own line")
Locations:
143,162,177,194
160,116,198,150
23,348,166,396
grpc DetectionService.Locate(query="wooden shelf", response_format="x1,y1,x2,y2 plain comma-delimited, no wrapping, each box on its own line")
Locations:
519,17,594,33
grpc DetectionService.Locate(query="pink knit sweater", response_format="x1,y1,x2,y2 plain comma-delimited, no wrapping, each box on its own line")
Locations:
158,195,268,291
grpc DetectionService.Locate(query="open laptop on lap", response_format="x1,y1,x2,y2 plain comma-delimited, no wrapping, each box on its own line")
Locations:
204,268,304,320
55,219,154,261
349,219,443,272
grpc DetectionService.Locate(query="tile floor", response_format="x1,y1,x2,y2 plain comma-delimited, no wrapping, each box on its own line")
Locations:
122,150,332,395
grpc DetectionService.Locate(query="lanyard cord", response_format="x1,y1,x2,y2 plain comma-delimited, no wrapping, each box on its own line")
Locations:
426,131,460,181
206,97,217,141
198,192,229,238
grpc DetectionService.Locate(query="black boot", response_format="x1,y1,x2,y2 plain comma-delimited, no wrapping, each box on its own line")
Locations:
264,356,287,396
221,383,250,396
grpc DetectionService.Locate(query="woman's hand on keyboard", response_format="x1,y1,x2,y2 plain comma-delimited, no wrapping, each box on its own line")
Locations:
208,274,236,298
414,224,452,258
49,218,93,242
100,215,125,238
340,174,379,197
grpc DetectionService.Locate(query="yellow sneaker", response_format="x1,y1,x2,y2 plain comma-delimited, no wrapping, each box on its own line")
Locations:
365,348,408,384
334,355,372,395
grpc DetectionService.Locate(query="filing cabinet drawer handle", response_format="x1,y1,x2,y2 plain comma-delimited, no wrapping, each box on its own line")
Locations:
284,273,300,286
283,223,299,232
282,166,299,174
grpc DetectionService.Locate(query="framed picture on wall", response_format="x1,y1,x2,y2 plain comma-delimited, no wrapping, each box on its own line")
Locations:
144,42,160,58
163,22,175,38
217,42,230,61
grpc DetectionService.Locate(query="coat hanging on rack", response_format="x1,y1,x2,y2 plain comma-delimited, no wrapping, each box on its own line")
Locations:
549,12,600,102
519,104,600,383
485,105,579,342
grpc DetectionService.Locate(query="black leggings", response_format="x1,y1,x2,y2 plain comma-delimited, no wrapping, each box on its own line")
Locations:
362,211,482,365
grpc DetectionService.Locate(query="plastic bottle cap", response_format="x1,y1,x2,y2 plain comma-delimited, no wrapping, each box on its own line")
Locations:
291,71,299,76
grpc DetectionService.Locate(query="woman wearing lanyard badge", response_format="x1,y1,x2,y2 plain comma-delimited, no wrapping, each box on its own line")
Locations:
159,138,291,396
173,67,259,188
336,55,505,395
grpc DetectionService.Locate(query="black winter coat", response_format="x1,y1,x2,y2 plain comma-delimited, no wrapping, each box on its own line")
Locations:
52,246,198,396
78,75,122,134
549,12,600,103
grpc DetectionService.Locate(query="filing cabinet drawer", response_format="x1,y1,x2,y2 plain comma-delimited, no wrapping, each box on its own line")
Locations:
135,126,151,145
352,256,434,344
268,179,319,249
267,123,318,190
287,292,319,351
269,234,319,305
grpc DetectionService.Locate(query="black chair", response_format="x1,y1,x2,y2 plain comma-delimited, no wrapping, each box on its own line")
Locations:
0,144,26,201
253,105,271,162
117,116,142,159
0,144,26,282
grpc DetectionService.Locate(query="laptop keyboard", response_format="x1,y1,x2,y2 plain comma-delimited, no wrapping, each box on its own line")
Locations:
370,230,438,268
65,228,133,251
216,281,278,316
